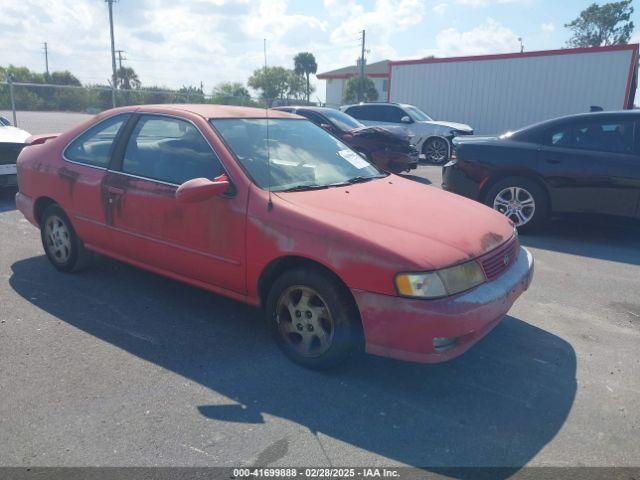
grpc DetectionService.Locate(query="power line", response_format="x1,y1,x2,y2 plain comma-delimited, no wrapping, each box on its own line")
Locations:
115,50,126,70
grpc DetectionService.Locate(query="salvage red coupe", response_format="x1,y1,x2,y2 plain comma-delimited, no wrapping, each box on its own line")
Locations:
16,105,534,369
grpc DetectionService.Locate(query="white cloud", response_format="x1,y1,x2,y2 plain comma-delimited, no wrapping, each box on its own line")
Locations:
433,3,448,15
455,0,529,5
328,0,427,65
426,18,521,57
541,22,555,33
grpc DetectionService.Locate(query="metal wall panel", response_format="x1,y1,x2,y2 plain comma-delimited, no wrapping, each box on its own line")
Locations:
389,49,635,134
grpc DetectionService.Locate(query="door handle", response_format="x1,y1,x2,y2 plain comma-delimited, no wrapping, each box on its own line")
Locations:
107,186,125,196
545,158,562,165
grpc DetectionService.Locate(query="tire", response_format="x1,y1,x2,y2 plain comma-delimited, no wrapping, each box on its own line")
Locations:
40,204,92,272
484,176,548,232
265,267,362,369
423,137,449,164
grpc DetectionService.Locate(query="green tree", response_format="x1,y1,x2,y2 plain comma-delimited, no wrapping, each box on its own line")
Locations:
248,66,290,105
115,66,141,90
211,81,253,105
286,70,308,101
565,1,634,47
343,76,379,103
293,52,317,102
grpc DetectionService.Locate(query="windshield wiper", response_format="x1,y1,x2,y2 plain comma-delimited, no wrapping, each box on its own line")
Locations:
280,184,329,192
345,175,386,184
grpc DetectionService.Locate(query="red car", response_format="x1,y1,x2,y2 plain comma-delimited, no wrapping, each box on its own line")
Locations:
16,105,534,369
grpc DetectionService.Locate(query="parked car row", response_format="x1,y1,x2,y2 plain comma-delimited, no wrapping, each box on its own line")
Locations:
341,102,474,164
14,104,533,369
444,110,640,231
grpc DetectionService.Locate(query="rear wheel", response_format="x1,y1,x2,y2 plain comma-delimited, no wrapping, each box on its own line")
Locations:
266,268,361,369
423,137,449,164
484,177,548,231
40,204,91,272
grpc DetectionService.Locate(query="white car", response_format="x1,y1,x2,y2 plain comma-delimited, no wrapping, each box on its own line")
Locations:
0,117,30,188
341,103,473,164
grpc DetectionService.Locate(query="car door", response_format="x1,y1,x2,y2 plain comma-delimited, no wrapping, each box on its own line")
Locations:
539,118,640,217
103,113,246,294
61,113,131,250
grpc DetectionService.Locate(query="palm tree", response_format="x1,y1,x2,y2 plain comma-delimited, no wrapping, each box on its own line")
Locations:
115,67,141,90
293,52,317,103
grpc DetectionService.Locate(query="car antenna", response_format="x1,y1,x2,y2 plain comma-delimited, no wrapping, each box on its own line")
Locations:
264,38,273,211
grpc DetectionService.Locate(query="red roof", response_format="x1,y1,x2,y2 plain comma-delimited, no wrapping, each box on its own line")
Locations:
389,44,639,67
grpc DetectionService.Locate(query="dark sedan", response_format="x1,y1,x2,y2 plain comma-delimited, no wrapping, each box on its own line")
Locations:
274,106,418,173
443,111,640,231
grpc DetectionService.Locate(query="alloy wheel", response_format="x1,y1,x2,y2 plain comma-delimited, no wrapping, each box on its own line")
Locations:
44,215,72,264
492,186,536,226
425,138,449,164
275,286,335,358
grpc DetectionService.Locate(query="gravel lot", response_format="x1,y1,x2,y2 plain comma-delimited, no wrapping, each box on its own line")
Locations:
0,114,639,473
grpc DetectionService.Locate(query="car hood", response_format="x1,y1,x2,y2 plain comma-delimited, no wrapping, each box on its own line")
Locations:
348,125,412,143
276,175,514,270
0,126,30,143
427,120,473,132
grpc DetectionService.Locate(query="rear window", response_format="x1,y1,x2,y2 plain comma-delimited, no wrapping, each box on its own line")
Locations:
64,114,130,168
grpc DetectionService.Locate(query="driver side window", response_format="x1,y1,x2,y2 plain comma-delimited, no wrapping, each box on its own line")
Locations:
122,115,224,185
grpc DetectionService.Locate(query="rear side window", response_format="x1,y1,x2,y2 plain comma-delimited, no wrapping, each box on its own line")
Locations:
545,120,635,154
574,121,634,154
345,105,378,121
64,114,130,168
122,115,224,185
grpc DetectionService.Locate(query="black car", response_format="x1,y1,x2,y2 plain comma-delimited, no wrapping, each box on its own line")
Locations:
443,111,640,231
273,106,418,173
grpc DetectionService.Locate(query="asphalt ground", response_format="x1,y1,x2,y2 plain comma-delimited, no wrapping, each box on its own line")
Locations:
0,111,639,473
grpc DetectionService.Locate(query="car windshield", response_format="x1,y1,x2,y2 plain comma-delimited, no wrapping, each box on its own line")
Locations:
210,118,385,192
404,105,433,122
321,109,363,131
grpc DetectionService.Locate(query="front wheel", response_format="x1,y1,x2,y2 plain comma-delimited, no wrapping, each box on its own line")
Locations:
484,177,548,231
265,268,362,369
423,137,449,164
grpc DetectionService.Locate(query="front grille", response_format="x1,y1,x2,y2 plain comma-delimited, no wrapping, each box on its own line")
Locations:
479,236,519,281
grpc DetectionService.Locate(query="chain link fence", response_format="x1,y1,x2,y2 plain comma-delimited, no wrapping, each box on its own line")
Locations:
0,80,314,134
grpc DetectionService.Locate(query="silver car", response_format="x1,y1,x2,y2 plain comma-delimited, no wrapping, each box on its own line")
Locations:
341,102,473,164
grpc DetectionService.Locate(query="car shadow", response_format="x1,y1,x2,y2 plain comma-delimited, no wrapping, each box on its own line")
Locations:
9,256,576,477
0,186,17,213
520,214,640,266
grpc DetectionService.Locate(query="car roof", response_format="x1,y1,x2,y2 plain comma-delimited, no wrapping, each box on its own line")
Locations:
274,106,339,114
113,104,302,120
342,102,404,108
520,110,640,132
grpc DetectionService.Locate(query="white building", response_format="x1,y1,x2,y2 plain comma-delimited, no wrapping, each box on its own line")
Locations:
317,60,390,108
319,45,639,134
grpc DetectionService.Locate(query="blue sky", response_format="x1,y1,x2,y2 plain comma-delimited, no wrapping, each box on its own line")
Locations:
1,0,637,101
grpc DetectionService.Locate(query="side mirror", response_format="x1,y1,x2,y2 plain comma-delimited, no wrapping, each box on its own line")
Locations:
400,116,412,124
176,174,230,203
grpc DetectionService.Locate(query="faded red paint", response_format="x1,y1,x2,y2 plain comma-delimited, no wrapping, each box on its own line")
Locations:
15,104,534,363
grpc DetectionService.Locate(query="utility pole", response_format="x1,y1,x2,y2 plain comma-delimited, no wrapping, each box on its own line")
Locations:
115,50,126,70
518,37,524,53
358,29,366,103
106,0,118,107
42,42,50,77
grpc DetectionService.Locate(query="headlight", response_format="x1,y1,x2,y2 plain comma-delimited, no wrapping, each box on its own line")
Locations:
395,260,485,299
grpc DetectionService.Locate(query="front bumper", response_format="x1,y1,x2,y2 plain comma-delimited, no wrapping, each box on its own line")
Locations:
352,247,534,363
